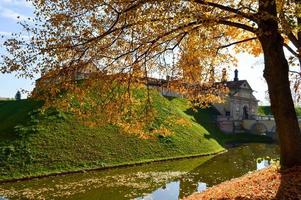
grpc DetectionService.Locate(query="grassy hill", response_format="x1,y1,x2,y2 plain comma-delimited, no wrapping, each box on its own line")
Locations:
0,91,271,181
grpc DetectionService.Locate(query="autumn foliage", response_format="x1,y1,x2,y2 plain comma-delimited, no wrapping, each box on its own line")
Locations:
3,0,301,167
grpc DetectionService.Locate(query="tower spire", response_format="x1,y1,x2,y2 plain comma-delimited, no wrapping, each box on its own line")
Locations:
234,69,238,81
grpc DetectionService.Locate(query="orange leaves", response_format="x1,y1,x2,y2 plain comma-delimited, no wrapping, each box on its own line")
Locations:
176,118,192,127
249,43,262,57
50,13,71,27
2,0,283,138
223,25,262,57
184,166,286,200
33,70,178,139
224,26,241,39
151,127,172,137
2,0,268,91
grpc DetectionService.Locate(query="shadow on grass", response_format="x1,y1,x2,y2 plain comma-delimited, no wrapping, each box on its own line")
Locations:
184,106,273,148
0,99,43,144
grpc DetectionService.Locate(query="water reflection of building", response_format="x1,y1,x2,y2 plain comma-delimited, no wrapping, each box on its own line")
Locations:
256,159,271,170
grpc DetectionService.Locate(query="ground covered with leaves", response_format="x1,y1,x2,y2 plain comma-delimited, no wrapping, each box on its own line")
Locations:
184,165,301,200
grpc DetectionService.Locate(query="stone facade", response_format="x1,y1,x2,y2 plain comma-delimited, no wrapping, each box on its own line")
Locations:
214,69,259,133
214,80,258,120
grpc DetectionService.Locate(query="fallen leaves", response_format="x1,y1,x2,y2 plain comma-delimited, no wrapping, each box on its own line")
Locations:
184,165,301,200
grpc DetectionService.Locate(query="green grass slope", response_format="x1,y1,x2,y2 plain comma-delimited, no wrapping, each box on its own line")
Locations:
0,91,224,181
0,92,271,181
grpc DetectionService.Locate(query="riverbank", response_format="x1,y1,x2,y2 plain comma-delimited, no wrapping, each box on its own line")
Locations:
184,165,301,200
0,149,226,184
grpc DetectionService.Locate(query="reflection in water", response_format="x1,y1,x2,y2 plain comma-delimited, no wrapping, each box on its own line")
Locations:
197,182,207,193
136,181,207,200
137,181,208,200
0,143,279,200
257,159,271,170
136,181,180,200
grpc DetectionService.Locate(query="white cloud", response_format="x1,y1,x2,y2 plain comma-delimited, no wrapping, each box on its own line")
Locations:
0,31,12,36
0,0,33,8
0,7,30,21
0,0,33,21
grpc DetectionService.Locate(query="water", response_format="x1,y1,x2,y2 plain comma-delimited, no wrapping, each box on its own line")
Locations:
0,143,279,200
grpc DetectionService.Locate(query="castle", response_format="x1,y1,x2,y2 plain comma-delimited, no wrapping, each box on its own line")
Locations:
213,69,259,133
35,64,259,134
147,69,259,129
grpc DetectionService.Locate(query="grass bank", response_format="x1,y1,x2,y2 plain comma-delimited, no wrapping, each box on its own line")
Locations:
0,92,271,181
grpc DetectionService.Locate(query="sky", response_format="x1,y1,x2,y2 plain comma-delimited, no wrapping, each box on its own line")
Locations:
0,0,269,104
0,0,34,99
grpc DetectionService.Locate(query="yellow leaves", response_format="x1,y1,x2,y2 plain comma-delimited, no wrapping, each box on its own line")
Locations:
233,36,262,57
34,72,169,138
176,118,192,127
50,13,70,27
8,0,278,140
3,0,299,86
151,127,172,137
249,43,262,57
225,26,241,39
222,24,263,57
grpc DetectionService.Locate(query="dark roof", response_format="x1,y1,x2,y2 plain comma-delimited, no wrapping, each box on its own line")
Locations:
213,80,253,93
145,77,167,86
224,80,247,89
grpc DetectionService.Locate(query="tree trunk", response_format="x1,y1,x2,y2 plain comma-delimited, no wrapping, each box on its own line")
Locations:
258,0,301,168
257,0,301,168
261,35,301,168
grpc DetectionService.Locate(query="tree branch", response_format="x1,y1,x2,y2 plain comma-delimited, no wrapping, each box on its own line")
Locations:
194,0,256,22
289,70,301,75
278,2,301,49
218,37,257,49
218,20,256,33
284,43,299,57
287,32,300,49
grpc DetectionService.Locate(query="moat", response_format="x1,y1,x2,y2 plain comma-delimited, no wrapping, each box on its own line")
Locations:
0,143,279,200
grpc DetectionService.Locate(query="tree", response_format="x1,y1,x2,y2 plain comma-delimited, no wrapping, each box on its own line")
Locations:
1,0,301,168
15,91,21,100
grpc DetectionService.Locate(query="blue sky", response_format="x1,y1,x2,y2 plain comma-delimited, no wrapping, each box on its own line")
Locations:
0,0,269,104
0,0,34,99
